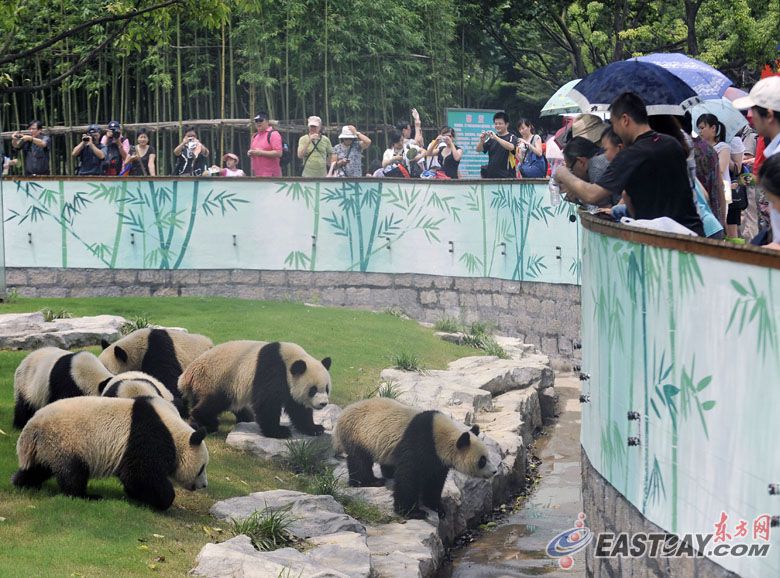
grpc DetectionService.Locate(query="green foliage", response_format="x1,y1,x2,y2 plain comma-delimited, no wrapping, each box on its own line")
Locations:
120,315,153,335
230,506,299,551
460,321,509,359
377,380,402,399
40,308,72,322
433,317,462,333
307,468,344,497
283,438,329,475
391,351,423,372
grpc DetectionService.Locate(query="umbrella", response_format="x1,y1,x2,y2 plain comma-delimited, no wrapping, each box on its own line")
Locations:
540,79,581,117
570,61,701,116
633,53,732,100
723,86,748,102
690,98,748,141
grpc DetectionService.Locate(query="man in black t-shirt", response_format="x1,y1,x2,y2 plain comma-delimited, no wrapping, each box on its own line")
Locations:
477,111,518,179
555,92,704,236
11,120,51,176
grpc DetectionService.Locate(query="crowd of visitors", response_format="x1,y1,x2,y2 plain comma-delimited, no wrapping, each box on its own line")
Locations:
4,76,779,247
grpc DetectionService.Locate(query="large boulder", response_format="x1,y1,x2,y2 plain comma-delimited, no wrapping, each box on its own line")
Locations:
446,355,554,396
367,519,444,578
0,312,126,350
210,490,365,540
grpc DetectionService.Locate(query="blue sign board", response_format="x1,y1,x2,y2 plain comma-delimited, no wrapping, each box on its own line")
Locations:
445,108,502,178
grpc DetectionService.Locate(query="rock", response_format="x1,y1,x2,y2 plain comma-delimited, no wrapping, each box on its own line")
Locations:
0,312,126,350
493,335,538,359
380,368,493,416
191,534,361,578
210,489,365,539
540,386,558,420
367,519,444,578
483,388,542,445
225,419,335,461
446,355,555,396
307,532,373,578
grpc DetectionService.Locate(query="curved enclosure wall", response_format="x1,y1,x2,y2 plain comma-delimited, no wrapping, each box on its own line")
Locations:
580,215,780,576
2,178,580,283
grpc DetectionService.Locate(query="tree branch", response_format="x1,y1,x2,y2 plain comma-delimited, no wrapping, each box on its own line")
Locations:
0,0,180,66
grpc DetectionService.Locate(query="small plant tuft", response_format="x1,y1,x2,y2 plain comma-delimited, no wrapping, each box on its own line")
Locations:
120,315,152,335
3,288,20,304
40,308,72,322
433,317,462,333
377,380,402,399
391,351,423,372
342,497,396,525
460,322,509,359
284,438,328,475
307,468,344,497
230,505,298,551
384,307,409,319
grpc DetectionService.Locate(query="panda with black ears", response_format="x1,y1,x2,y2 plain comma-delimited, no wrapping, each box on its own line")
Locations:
13,347,113,429
334,397,498,519
99,328,213,401
178,340,332,438
12,395,209,511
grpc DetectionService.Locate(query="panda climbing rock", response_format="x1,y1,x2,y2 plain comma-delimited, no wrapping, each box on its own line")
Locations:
12,396,209,511
101,371,173,402
178,340,332,438
99,328,213,400
13,347,113,429
334,397,498,519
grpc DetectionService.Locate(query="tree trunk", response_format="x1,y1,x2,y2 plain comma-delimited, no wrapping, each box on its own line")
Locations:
684,0,701,56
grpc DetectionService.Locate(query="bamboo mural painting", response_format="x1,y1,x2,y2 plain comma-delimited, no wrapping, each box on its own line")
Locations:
2,179,578,281
581,226,780,577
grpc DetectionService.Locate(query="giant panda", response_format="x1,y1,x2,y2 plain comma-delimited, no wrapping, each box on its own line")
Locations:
100,371,174,402
13,347,113,429
334,397,498,519
11,395,209,511
178,340,332,438
99,328,213,400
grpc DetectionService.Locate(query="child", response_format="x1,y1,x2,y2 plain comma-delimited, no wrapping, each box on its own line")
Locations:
212,152,245,177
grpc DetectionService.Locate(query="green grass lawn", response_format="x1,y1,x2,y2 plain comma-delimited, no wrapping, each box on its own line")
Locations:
0,297,474,577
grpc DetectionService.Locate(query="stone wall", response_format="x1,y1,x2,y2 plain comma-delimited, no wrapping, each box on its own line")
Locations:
6,267,581,367
581,448,738,578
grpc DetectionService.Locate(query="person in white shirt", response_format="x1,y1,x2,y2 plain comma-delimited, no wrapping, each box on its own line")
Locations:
734,76,780,249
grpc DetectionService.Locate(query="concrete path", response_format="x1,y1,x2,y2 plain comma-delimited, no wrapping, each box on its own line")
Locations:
443,374,586,577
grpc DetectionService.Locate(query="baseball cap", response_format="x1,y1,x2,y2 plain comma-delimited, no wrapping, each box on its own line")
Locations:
307,116,322,127
87,124,101,134
107,120,121,131
572,114,606,143
733,77,780,111
253,112,268,122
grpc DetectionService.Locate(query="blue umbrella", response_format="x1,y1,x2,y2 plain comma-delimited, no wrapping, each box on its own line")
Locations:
634,53,732,100
569,61,701,116
690,98,748,141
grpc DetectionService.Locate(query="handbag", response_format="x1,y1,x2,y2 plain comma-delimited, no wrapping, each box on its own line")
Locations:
519,136,547,178
728,165,750,212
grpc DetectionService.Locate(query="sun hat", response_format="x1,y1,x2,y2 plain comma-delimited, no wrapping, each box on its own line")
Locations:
338,126,356,140
223,152,239,163
732,77,780,112
572,114,606,143
308,116,322,127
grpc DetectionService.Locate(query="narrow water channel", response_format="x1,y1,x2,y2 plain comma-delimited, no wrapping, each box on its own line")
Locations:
441,375,586,577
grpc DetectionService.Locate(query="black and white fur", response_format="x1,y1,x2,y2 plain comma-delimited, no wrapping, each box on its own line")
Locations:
11,396,209,510
178,340,332,438
13,347,113,429
99,328,213,401
334,398,497,519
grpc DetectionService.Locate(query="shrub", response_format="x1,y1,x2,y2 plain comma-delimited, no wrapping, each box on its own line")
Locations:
120,315,152,335
284,438,329,475
230,505,298,551
433,317,462,333
40,308,72,322
391,351,423,372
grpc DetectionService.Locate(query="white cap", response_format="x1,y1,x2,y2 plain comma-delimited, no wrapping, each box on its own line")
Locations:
307,116,322,127
732,77,780,111
338,126,356,139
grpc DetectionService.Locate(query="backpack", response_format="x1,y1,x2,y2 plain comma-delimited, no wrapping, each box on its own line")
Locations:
518,135,548,178
268,130,291,168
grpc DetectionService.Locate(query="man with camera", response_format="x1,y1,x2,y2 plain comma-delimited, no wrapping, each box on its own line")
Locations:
71,125,106,175
101,120,129,175
476,112,518,179
11,120,51,176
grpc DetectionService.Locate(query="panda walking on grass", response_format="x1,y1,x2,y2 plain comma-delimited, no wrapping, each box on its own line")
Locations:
178,340,332,438
334,397,498,519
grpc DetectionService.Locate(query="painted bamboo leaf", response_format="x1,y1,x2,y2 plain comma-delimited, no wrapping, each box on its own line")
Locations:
726,277,778,356
525,255,547,279
284,250,311,270
645,457,667,507
460,253,483,274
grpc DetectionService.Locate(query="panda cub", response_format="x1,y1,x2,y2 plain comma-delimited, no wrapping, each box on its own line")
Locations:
178,341,332,438
100,371,173,402
13,347,113,429
99,328,213,401
334,398,498,519
12,396,209,511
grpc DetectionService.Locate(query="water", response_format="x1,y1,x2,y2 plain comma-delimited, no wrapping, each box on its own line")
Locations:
440,375,585,577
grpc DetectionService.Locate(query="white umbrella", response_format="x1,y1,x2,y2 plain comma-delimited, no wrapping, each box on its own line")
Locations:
541,79,581,117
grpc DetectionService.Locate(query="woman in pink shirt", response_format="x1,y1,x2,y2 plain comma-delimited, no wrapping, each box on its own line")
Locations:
248,112,282,177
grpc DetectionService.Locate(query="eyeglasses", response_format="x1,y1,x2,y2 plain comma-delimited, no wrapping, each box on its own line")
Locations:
565,157,577,170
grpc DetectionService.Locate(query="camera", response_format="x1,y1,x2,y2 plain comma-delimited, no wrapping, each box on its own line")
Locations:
82,135,90,142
